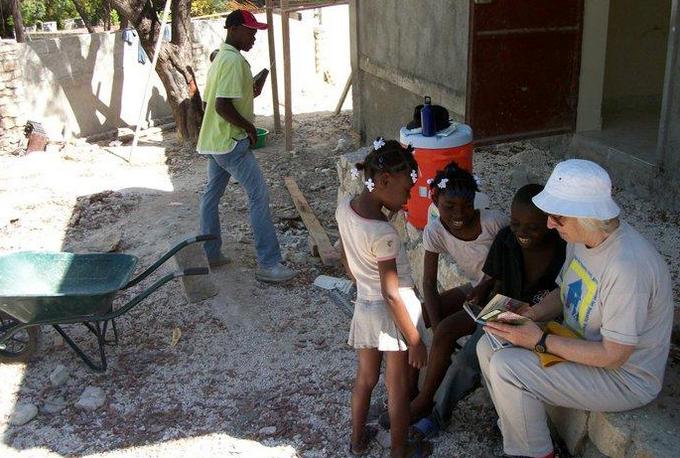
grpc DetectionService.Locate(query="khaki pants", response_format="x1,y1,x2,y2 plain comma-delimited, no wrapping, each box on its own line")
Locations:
476,337,650,457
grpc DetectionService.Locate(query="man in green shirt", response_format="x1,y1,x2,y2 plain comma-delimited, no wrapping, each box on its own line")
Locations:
198,10,296,283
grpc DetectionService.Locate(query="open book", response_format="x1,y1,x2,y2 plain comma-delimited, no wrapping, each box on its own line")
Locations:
463,294,530,351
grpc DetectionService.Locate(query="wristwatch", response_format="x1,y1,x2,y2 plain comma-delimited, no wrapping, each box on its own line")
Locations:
534,331,549,353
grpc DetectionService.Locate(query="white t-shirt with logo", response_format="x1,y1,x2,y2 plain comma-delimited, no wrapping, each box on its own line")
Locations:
336,197,414,301
558,222,673,399
422,209,509,285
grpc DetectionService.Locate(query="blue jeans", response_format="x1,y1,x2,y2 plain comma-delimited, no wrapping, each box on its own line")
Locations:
199,139,282,268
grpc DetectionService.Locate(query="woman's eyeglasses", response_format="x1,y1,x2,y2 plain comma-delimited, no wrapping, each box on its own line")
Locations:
547,214,566,226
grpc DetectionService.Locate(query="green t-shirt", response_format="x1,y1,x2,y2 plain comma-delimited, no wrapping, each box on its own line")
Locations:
197,43,253,154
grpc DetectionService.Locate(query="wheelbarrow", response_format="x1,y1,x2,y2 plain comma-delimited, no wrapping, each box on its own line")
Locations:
0,234,215,372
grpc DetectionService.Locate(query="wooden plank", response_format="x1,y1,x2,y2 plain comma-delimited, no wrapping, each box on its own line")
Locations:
334,73,352,114
284,177,340,266
265,0,282,133
281,0,294,152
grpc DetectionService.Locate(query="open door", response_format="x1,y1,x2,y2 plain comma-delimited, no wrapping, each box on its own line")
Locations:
466,0,584,143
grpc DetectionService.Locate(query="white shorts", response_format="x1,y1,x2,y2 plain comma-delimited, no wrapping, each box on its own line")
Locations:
348,287,424,351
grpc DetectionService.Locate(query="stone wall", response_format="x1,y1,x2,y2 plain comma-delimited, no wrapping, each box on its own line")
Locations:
0,40,27,153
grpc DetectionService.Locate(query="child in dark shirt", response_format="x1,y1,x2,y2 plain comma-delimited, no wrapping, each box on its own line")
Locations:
408,183,566,437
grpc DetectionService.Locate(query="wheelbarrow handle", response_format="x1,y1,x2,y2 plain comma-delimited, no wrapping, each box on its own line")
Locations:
124,234,216,288
99,268,209,321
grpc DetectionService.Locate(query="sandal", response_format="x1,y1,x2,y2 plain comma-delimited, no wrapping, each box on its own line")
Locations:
378,409,429,430
349,424,378,456
409,417,440,442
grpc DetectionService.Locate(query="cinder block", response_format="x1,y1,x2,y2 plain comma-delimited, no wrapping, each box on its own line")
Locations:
588,411,631,458
170,237,217,303
546,405,589,455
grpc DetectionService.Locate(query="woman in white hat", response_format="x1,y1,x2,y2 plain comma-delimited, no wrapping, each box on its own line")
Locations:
477,159,673,458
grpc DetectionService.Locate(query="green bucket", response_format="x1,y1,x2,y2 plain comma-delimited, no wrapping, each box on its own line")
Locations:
254,128,269,149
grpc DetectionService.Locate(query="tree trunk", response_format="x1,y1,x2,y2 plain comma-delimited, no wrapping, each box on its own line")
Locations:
110,0,203,146
71,0,95,33
103,0,111,31
10,0,24,42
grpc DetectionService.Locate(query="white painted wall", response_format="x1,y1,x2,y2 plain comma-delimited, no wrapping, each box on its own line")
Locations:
14,10,350,140
576,0,610,132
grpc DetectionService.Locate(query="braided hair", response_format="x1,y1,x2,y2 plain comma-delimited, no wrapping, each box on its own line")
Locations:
429,161,478,202
355,138,418,180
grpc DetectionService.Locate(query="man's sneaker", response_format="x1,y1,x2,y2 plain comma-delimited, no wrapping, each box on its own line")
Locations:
208,253,231,268
255,263,297,282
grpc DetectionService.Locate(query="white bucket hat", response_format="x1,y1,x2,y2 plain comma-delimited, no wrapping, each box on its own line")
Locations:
532,159,620,220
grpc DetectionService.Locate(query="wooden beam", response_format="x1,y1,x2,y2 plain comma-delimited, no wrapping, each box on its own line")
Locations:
265,0,281,133
281,0,294,152
284,177,340,266
334,73,352,114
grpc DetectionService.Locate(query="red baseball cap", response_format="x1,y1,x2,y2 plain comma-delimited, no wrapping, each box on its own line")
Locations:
224,10,268,30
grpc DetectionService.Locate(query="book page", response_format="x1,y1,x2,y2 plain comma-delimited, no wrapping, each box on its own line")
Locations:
476,294,528,322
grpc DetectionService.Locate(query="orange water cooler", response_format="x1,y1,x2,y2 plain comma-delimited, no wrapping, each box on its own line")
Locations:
400,123,473,229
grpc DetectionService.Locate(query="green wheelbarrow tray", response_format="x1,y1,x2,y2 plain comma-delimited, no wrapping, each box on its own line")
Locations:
0,234,215,371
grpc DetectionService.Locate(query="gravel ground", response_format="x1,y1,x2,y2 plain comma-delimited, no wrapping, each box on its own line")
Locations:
1,112,678,458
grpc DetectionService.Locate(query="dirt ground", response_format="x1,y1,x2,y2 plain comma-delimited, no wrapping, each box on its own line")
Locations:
1,111,678,457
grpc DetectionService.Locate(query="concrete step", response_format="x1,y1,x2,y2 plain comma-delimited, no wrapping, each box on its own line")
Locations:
548,365,680,457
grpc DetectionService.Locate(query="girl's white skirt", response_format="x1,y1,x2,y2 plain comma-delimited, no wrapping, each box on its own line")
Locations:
348,287,424,351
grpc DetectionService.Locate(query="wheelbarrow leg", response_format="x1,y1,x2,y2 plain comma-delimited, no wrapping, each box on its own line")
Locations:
52,323,108,372
101,319,119,346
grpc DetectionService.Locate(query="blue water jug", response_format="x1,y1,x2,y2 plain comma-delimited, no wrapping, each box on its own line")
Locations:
421,96,435,137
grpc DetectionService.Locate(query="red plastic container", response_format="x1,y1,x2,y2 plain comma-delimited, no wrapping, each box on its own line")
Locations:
400,123,473,229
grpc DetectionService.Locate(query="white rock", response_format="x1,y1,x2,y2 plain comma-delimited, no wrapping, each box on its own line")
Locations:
49,364,69,387
75,386,106,411
42,397,67,415
9,403,38,425
259,426,277,435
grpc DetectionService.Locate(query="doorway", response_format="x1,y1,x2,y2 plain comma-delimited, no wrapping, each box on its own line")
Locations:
576,0,672,165
466,0,584,143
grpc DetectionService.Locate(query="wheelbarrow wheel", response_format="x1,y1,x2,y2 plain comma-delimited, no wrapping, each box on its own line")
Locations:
0,312,39,363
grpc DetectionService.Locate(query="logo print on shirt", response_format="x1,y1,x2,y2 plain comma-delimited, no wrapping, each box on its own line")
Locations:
561,258,597,336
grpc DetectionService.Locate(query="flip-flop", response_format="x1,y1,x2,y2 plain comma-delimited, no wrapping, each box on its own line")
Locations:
409,417,440,442
349,424,379,456
378,410,425,430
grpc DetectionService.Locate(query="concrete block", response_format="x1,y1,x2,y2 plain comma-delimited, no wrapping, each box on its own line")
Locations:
581,440,608,458
546,405,589,455
588,411,631,458
169,237,217,303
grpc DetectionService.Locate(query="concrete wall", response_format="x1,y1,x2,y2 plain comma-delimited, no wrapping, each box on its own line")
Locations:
351,0,469,141
603,0,671,107
659,0,680,185
576,0,610,132
18,31,173,140
2,10,350,142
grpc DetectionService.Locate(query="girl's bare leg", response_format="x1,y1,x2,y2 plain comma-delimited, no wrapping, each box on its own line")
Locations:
385,350,411,457
439,287,468,318
410,311,476,419
351,348,382,450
